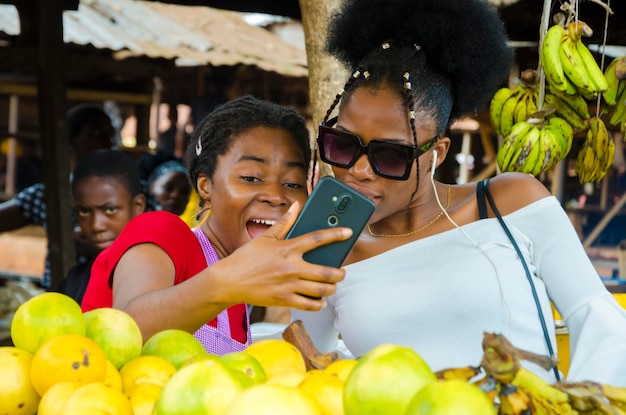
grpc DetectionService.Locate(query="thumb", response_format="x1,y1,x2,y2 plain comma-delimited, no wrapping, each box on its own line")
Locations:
263,202,301,240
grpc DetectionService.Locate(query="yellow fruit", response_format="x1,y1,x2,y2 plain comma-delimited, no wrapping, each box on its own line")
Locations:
11,292,86,354
124,384,162,415
61,382,133,415
84,307,143,370
0,346,40,415
155,360,248,415
266,371,307,387
405,379,496,414
220,351,268,384
226,383,323,415
104,359,123,391
119,355,176,392
38,381,82,415
344,344,436,415
323,358,358,382
180,351,221,368
244,339,306,378
141,328,206,370
298,370,344,415
30,333,107,396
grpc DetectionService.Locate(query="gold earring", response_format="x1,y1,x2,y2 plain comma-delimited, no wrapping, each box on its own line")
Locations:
192,199,211,230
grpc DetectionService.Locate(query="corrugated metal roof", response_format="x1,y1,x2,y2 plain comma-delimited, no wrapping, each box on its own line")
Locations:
0,0,308,77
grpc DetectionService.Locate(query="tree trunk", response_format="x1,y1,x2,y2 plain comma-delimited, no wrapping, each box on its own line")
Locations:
299,0,347,178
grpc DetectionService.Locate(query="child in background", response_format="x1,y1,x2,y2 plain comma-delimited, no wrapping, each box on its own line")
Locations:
57,149,146,303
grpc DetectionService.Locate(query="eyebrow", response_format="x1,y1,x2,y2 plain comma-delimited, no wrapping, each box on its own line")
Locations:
239,155,306,169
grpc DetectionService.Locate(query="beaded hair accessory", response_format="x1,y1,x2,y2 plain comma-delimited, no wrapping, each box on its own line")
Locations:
195,137,202,156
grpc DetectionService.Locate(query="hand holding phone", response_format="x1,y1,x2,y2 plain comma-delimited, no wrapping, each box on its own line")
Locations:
286,176,375,268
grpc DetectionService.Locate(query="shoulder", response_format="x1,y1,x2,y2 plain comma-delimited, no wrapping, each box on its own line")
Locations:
485,173,552,216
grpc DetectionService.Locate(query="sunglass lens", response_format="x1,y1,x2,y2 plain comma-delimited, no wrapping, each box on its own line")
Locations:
322,131,358,167
370,143,410,178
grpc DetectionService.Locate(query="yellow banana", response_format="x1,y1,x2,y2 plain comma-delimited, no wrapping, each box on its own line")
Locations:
560,35,598,99
435,365,482,382
490,87,517,136
616,56,626,80
556,381,618,414
537,126,564,174
541,24,576,94
590,117,614,176
603,57,622,106
499,383,534,415
576,138,599,183
601,383,626,411
497,121,534,172
544,93,587,131
511,367,578,415
574,37,609,93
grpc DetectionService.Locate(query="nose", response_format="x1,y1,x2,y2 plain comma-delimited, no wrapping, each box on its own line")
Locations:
90,211,108,233
259,182,289,206
349,153,376,180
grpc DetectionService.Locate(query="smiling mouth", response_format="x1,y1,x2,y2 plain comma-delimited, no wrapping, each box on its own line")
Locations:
246,218,276,239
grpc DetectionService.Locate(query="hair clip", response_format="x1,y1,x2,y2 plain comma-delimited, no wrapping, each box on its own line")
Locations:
404,82,412,90
352,70,361,78
403,72,410,80
195,138,202,156
382,42,390,50
363,71,370,80
409,110,416,119
414,44,421,51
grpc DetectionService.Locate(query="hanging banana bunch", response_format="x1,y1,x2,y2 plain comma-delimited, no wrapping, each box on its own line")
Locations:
575,117,615,183
541,21,609,101
490,84,539,138
496,111,573,176
603,56,626,134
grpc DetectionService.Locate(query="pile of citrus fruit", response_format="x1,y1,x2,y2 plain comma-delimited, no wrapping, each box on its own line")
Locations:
0,292,498,415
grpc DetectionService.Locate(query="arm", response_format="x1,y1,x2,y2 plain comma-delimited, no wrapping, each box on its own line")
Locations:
112,202,352,341
0,198,32,232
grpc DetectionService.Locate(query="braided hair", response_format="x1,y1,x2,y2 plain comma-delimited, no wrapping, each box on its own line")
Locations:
185,95,312,191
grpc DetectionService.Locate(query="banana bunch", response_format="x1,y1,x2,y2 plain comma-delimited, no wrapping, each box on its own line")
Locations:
497,115,573,176
541,21,608,100
603,56,626,134
490,84,539,137
544,87,590,132
575,117,615,183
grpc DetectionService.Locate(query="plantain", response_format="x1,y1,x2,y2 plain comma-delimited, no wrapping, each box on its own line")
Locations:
601,384,626,412
490,87,518,136
541,24,576,94
548,85,590,121
500,91,526,138
511,367,578,415
609,85,626,128
546,116,574,156
497,121,535,172
616,56,626,80
576,138,599,183
512,125,542,174
537,125,565,174
560,35,598,99
603,57,622,107
435,365,482,382
574,37,609,93
544,93,588,131
499,383,535,415
555,381,619,414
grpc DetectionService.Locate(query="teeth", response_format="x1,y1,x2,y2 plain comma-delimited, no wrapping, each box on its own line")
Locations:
251,219,276,226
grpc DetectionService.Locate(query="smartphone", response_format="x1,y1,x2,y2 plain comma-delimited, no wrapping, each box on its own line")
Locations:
286,176,375,267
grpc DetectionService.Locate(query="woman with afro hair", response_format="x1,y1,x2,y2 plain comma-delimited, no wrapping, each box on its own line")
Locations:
292,0,626,385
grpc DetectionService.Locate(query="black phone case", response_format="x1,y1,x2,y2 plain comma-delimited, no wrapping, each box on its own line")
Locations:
285,176,375,267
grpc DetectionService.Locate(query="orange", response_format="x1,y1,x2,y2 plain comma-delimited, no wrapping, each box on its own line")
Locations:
226,383,322,415
244,339,306,378
30,333,107,396
11,292,86,354
37,381,82,415
119,355,177,392
0,346,40,415
141,329,206,370
298,370,344,415
61,382,133,415
125,384,162,415
220,351,267,384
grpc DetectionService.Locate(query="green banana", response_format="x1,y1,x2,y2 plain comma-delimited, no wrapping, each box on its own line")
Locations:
603,57,621,106
574,38,609,93
489,87,516,136
560,36,597,98
544,93,587,131
514,91,530,124
548,85,590,120
609,84,626,127
500,92,524,138
539,126,563,173
497,121,534,172
541,24,576,94
512,125,541,173
591,117,614,177
547,115,574,155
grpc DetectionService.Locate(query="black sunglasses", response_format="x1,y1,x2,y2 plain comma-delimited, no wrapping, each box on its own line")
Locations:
317,119,437,180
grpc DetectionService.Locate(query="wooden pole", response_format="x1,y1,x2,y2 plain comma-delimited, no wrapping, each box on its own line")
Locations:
298,0,347,179
36,0,75,289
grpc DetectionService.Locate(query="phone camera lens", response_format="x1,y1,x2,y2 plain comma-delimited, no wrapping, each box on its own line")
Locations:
336,195,351,213
327,215,339,226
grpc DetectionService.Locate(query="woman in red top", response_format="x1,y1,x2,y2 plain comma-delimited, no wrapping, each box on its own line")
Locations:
82,96,352,353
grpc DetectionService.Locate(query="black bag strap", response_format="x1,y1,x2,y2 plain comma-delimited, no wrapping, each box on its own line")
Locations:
480,179,561,381
476,180,489,220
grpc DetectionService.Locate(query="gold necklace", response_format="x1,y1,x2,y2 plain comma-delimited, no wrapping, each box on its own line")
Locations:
367,184,451,238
